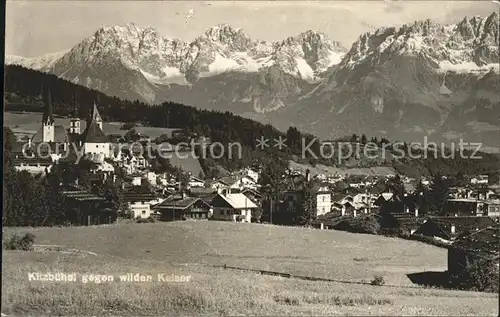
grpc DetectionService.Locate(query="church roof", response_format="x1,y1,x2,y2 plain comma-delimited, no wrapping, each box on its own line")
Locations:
91,102,102,122
42,88,54,125
82,120,108,143
31,125,69,143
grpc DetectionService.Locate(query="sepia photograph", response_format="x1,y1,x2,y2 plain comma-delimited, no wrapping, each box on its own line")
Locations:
2,0,500,315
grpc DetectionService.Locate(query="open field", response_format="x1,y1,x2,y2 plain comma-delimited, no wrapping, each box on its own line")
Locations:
3,222,499,316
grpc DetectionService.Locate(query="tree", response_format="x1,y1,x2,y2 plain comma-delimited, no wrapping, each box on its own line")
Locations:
386,174,405,201
3,171,48,226
429,173,450,214
415,179,431,215
361,134,367,144
3,127,16,168
94,179,125,220
450,257,499,293
258,156,288,222
296,179,317,226
286,126,302,153
332,180,348,193
176,170,190,191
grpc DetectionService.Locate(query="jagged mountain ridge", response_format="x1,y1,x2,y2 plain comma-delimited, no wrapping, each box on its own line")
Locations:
6,23,347,107
258,12,500,146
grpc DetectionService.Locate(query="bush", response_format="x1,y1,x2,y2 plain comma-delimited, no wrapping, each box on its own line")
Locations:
3,233,36,251
136,217,156,223
371,275,385,286
333,215,381,235
450,258,499,293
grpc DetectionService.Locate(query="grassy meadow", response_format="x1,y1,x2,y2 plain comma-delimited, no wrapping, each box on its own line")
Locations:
2,221,499,316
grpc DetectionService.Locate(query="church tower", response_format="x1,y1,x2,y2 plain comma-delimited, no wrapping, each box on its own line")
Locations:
91,102,103,131
42,88,55,142
69,94,81,135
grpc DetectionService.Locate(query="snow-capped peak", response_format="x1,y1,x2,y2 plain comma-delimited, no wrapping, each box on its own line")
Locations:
5,49,70,70
340,12,499,73
6,22,348,85
273,30,348,81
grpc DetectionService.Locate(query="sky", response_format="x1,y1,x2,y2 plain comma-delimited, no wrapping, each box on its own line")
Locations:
5,1,499,57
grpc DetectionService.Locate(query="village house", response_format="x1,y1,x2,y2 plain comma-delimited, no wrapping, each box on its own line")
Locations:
210,175,258,191
210,175,240,190
61,185,113,225
327,174,344,184
315,173,328,181
316,185,332,216
242,167,259,183
281,184,332,217
352,193,377,209
145,171,157,185
379,210,422,235
470,175,489,185
12,154,54,175
448,225,499,289
413,216,497,241
373,193,394,207
449,187,497,200
125,173,144,186
240,188,262,206
421,178,431,186
122,186,163,219
332,195,366,217
211,189,258,223
443,198,500,217
153,192,212,221
188,176,205,188
404,183,416,194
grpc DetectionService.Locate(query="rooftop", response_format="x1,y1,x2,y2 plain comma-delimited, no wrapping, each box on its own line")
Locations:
452,225,500,255
82,120,108,143
31,125,70,143
427,216,497,235
61,190,105,202
154,196,209,210
447,198,500,204
122,186,158,202
216,193,258,209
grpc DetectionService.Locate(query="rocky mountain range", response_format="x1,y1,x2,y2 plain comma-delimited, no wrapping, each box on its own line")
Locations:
5,12,500,147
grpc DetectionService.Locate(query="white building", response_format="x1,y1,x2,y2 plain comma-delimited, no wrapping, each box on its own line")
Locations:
188,176,205,188
81,103,111,159
232,176,258,191
123,187,163,219
470,175,489,185
316,186,332,217
243,168,259,183
211,189,258,223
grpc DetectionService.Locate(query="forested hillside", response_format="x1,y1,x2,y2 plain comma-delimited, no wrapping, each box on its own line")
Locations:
4,65,500,179
5,65,323,171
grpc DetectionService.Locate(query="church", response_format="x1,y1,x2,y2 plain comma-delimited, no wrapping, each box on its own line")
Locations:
30,89,111,163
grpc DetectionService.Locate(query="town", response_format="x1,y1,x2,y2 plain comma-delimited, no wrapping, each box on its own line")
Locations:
4,93,499,295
